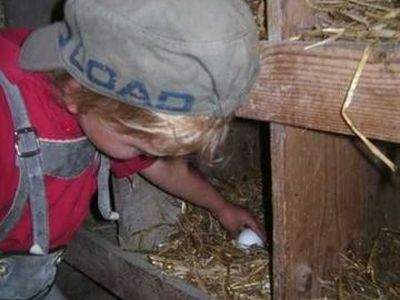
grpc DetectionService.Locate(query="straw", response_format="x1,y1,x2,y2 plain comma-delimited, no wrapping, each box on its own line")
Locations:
321,228,400,299
303,0,399,172
304,0,400,43
146,171,270,300
341,43,397,172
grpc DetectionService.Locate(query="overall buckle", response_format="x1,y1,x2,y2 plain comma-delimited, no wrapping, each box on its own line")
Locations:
14,127,40,157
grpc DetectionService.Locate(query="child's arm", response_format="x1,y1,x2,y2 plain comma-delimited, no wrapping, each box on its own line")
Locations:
139,157,266,242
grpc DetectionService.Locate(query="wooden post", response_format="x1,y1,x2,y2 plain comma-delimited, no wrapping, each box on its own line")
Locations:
270,126,378,298
264,1,381,298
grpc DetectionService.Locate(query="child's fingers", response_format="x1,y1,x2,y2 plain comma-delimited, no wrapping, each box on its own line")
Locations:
245,216,267,243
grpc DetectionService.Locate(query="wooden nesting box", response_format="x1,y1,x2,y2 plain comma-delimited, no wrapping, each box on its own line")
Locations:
235,0,400,299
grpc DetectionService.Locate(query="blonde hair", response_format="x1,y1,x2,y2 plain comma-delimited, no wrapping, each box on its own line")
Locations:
51,73,231,161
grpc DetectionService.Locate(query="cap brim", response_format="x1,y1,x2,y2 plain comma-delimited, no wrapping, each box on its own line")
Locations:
19,22,64,71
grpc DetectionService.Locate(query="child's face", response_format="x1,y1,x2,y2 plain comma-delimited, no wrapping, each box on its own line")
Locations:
77,109,151,160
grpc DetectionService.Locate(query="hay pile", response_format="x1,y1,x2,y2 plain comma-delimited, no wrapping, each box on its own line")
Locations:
303,0,400,43
321,228,400,299
147,172,270,300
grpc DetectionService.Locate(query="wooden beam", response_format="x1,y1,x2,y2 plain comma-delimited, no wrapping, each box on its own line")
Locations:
64,229,209,300
237,41,400,143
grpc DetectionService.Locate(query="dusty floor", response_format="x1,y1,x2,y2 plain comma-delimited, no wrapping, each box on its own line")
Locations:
57,262,120,300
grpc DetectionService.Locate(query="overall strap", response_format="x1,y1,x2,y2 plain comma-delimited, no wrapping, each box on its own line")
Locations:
97,154,119,221
0,71,49,255
40,137,96,179
0,160,29,244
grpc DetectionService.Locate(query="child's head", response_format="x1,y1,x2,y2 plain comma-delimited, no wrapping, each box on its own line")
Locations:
20,0,259,159
52,72,230,160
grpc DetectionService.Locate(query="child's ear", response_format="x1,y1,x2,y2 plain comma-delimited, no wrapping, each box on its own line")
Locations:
64,78,82,114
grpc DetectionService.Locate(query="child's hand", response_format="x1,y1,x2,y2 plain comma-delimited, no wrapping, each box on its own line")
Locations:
140,158,267,244
214,203,267,244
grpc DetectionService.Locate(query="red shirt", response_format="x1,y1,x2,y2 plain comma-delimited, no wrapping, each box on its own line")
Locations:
0,29,155,251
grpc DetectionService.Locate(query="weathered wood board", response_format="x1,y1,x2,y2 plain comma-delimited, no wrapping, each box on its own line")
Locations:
64,228,210,300
240,0,400,299
269,125,380,299
237,41,400,144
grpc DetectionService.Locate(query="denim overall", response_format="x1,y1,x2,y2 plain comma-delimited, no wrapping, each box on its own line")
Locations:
0,71,118,299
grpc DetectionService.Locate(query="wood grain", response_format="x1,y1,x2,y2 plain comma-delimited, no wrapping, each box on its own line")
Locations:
270,125,377,299
267,0,315,41
257,1,385,299
64,229,209,300
237,41,400,143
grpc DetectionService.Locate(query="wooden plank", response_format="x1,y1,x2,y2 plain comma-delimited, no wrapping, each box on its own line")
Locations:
64,228,210,300
267,0,315,41
270,125,377,299
236,41,400,143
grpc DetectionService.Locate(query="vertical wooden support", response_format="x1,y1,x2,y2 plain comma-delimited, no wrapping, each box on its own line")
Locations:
270,126,377,298
266,1,380,298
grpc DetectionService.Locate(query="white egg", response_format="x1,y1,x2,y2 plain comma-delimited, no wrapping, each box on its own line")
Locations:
236,228,264,249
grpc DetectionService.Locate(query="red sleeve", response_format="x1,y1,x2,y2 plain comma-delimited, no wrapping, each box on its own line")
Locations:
110,155,156,178
0,28,32,46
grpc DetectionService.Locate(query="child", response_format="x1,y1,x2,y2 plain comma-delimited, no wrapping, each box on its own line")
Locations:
0,0,264,299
